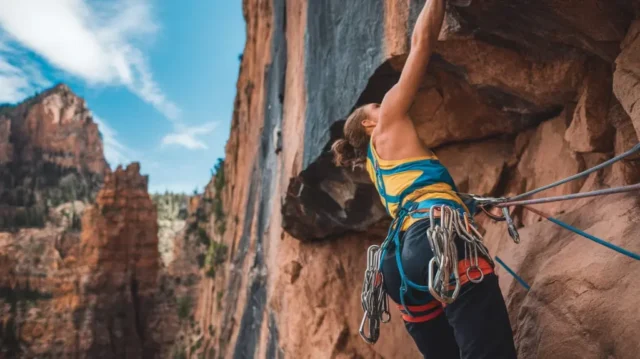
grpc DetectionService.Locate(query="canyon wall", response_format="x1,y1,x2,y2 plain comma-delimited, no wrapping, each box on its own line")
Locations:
198,1,640,358
0,84,107,231
0,86,204,358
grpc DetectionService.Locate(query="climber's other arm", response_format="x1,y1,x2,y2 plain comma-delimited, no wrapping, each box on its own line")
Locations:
379,0,444,128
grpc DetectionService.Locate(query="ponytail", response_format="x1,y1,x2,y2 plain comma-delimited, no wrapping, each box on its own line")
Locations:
331,138,367,169
331,105,371,170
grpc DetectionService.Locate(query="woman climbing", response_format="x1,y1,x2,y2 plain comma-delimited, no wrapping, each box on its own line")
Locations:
331,0,517,358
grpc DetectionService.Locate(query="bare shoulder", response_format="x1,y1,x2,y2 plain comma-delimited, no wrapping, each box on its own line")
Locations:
374,115,429,160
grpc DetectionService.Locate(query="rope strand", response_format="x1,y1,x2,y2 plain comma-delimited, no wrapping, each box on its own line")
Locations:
496,183,640,207
524,206,640,261
509,143,640,201
495,256,530,291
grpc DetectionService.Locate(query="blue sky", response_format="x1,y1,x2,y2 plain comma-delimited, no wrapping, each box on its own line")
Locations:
0,0,245,194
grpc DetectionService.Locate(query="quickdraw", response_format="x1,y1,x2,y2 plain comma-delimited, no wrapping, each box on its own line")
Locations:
426,205,493,303
359,245,390,344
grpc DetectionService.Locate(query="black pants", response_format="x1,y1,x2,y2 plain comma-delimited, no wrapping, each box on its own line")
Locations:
382,219,517,359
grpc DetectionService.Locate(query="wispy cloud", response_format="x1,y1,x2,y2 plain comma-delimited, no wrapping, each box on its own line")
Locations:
0,38,51,103
161,121,219,150
0,0,216,152
0,0,179,119
92,114,163,170
92,114,133,167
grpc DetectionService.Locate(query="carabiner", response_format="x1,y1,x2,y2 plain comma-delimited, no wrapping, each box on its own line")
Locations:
359,312,378,344
502,207,520,244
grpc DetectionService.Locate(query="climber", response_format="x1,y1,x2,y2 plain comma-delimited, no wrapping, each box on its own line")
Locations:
331,0,516,358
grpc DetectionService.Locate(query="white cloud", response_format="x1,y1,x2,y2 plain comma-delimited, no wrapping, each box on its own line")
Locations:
0,0,180,119
0,39,51,103
161,121,219,150
0,0,215,152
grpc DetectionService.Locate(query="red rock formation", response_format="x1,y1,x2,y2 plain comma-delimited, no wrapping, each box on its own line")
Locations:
0,86,198,358
0,84,107,230
199,1,640,359
80,163,160,357
0,163,163,358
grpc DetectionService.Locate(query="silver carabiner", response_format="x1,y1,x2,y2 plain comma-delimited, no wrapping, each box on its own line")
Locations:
428,258,447,303
359,312,378,344
502,207,520,244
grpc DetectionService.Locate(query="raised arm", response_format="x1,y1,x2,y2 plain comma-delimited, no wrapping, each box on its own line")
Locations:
379,0,445,127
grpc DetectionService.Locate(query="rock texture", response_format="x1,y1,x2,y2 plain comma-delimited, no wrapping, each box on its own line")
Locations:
614,19,640,138
0,163,162,358
0,86,202,358
0,84,107,230
79,163,160,357
484,193,640,359
199,1,640,359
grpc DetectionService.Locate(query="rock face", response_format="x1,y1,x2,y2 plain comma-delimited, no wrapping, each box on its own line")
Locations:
0,86,200,358
484,193,640,359
0,163,162,358
79,163,160,357
199,1,640,359
0,84,108,230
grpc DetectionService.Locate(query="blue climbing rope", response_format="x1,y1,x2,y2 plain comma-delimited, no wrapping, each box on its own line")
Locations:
495,256,531,291
524,206,640,261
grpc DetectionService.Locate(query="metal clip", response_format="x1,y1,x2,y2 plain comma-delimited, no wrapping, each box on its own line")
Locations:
359,312,379,344
502,207,520,244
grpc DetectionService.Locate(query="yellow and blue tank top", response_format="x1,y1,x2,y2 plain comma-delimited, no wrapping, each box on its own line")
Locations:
366,138,469,230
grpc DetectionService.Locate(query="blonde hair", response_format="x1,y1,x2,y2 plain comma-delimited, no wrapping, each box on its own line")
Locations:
331,105,370,169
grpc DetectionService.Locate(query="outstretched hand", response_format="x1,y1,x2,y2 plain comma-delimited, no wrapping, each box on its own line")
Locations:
378,0,445,128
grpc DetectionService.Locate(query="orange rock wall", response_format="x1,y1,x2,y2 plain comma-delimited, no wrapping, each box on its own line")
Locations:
199,1,640,358
0,84,107,230
0,163,162,358
0,86,198,358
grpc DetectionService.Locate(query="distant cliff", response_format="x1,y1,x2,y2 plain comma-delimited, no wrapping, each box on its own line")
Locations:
0,85,204,358
0,84,107,231
193,1,640,358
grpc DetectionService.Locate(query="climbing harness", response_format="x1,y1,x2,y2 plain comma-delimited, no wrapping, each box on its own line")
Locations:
359,154,493,344
358,202,492,344
359,142,640,344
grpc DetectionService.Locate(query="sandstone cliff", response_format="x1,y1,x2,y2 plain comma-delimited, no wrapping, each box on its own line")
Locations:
0,86,203,358
0,163,163,358
196,1,640,358
0,84,107,231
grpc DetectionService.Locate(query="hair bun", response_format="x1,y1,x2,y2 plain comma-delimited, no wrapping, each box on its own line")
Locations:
331,138,355,167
